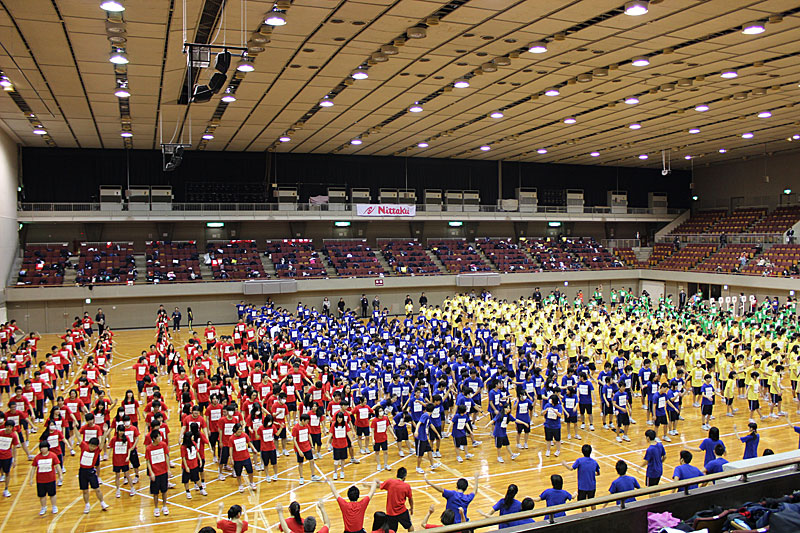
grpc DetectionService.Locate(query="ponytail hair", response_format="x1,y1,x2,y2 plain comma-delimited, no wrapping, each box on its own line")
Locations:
289,501,302,526
503,484,518,509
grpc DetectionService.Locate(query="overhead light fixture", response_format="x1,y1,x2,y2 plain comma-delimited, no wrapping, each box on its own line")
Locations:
720,69,738,79
638,154,648,160
32,128,47,135
206,222,225,228
694,104,709,112
692,195,699,201
757,110,772,118
684,155,692,160
784,188,792,195
742,21,765,35
350,138,363,145
490,110,504,119
408,102,424,113
544,87,560,96
319,97,334,107
0,76,12,88
741,132,754,139
537,148,547,154
109,49,128,64
548,221,562,228
624,96,639,105
453,78,469,88
481,62,498,73
629,123,641,130
371,52,388,63
448,221,463,227
334,221,351,227
100,0,125,12
417,142,429,148
236,57,255,72
688,128,700,134
120,131,133,138
279,135,291,142
202,133,214,140
381,45,398,56
114,86,130,98
480,145,491,151
794,134,800,140
265,9,287,26
221,93,236,103
624,1,649,16
631,56,650,67
527,41,547,53
406,26,427,39
718,148,727,153
351,68,368,80
590,151,600,157
563,117,576,124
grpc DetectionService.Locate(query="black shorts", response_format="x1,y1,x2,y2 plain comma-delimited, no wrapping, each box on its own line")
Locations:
129,448,141,469
658,364,668,375
646,477,660,487
602,404,614,416
565,414,578,424
287,401,297,412
277,428,287,440
655,415,668,427
311,433,322,446
234,459,253,476
725,397,734,406
333,447,348,461
415,439,431,456
692,387,701,396
150,472,168,494
220,446,231,465
387,510,412,531
373,441,388,451
261,449,277,465
668,411,679,422
453,436,467,448
516,423,530,434
749,400,760,411
395,426,408,442
495,436,510,449
356,426,370,437
579,404,592,415
737,379,746,388
616,413,630,426
295,449,313,463
113,464,130,473
79,468,100,490
577,489,596,501
37,481,56,498
182,467,200,484
544,427,561,442
0,458,11,474
701,405,713,416
771,393,782,404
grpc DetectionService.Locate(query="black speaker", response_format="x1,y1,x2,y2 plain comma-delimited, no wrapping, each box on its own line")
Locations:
208,72,227,93
192,84,213,103
215,51,231,74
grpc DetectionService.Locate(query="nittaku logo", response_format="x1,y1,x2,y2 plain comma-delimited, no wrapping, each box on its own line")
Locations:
365,206,376,215
377,206,411,215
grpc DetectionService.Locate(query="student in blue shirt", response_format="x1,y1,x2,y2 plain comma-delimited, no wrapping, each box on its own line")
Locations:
704,444,729,476
562,444,600,510
699,374,718,430
577,374,595,431
563,386,580,440
641,429,666,486
414,404,440,474
423,472,478,524
514,392,533,450
672,450,703,490
479,485,535,528
690,426,726,467
653,382,672,442
489,404,521,463
534,475,572,520
600,376,617,430
737,422,760,459
612,383,632,442
542,394,563,457
607,460,641,506
446,405,474,463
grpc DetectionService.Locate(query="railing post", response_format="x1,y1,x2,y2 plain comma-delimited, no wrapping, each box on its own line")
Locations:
683,486,690,495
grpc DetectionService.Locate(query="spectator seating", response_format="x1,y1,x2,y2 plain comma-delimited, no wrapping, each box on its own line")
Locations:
428,239,492,273
76,242,136,284
705,207,767,234
750,205,800,233
265,239,327,279
613,247,644,268
17,243,70,286
740,244,800,277
205,240,265,280
561,238,622,269
380,240,440,275
656,244,716,271
476,238,533,272
693,244,757,273
671,209,727,234
524,238,581,271
324,240,385,277
647,243,676,266
145,241,202,283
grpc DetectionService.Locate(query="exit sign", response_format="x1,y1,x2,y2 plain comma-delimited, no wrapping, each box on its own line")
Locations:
375,279,384,286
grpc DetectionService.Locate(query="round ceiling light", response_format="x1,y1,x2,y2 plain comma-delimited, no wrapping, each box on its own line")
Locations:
741,132,754,139
742,21,765,35
629,123,642,130
537,148,547,154
757,110,772,118
720,70,738,79
631,56,650,67
319,97,334,107
265,10,287,26
688,128,700,134
100,0,125,12
120,131,133,138
279,135,291,142
624,1,649,16
479,145,491,151
544,87,560,96
417,142,429,148
408,102,423,113
351,68,368,80
32,128,47,135
527,41,547,53
202,134,214,140
694,104,709,112
638,154,648,160
453,78,469,88
350,138,363,145
489,110,504,119
109,49,128,64
114,87,130,98
236,58,255,72
590,152,600,157
563,117,576,124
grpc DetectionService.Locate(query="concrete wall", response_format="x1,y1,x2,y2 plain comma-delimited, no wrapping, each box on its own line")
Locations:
0,128,19,320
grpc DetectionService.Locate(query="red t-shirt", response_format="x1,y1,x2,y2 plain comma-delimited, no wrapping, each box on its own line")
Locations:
220,416,240,447
371,417,389,443
292,424,312,452
33,451,59,483
207,404,223,432
181,444,200,470
260,425,276,452
0,430,19,459
338,496,370,532
353,405,373,428
217,519,249,533
78,441,101,469
330,423,350,449
110,435,131,467
230,434,251,462
146,441,169,476
79,423,101,443
381,478,412,515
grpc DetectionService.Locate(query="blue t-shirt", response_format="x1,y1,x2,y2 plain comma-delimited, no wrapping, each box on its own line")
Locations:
493,413,515,438
643,442,665,479
609,475,640,504
699,438,725,466
542,403,562,429
492,498,522,529
417,413,430,442
442,490,475,523
451,414,470,438
740,433,759,459
672,464,703,489
577,381,593,404
539,488,572,518
705,457,728,475
572,456,600,491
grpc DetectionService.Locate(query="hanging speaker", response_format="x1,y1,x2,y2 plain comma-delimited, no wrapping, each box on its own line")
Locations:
215,51,231,74
208,72,227,93
192,84,213,103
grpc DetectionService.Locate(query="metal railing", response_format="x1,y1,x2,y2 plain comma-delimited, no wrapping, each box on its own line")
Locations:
656,233,785,244
18,202,682,216
602,239,642,249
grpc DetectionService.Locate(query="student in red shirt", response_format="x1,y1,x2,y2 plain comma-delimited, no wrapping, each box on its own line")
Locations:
326,476,379,533
380,468,414,533
180,432,204,499
78,437,109,514
328,410,354,480
371,406,393,472
30,441,62,515
206,394,223,463
218,405,240,480
109,424,136,498
0,420,20,497
259,414,280,482
193,370,212,411
145,429,170,517
6,400,34,460
230,423,257,493
186,422,209,496
218,504,249,533
278,501,331,533
291,414,320,485
352,397,374,455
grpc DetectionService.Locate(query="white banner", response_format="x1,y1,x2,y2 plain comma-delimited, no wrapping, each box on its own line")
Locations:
356,204,416,217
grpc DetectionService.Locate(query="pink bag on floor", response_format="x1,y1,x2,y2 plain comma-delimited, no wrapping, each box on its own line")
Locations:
648,511,681,533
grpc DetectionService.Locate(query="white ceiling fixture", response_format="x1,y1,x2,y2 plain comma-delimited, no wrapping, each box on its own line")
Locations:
381,44,398,56
453,78,469,88
417,142,429,148
720,69,738,79
741,132,754,139
624,1,649,16
100,0,125,12
757,111,772,118
350,139,363,145
544,87,560,96
494,57,511,67
481,62,498,73
221,88,236,103
351,68,368,80
32,128,47,135
120,131,133,138
563,117,576,124
279,135,291,142
407,26,427,39
684,155,692,160
114,85,130,98
742,21,765,35
527,41,547,54
236,57,255,72
319,97,334,107
0,76,11,88
489,110,504,119
408,102,424,113
718,148,727,153
629,123,641,130
590,151,600,157
265,9,287,26
794,135,800,140
537,148,547,154
631,56,650,67
202,134,214,140
480,145,491,151
688,128,700,134
624,96,639,105
694,104,709,112
109,48,128,64
638,154,648,160
371,52,387,63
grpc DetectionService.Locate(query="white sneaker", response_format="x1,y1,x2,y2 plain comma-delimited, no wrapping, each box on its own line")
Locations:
497,457,505,463
350,458,360,464
589,425,595,431
116,489,121,498
385,464,391,471
545,449,550,457
3,489,10,498
555,450,560,457
130,489,136,496
457,456,463,462
332,472,338,480
250,482,257,489
40,507,47,516
186,491,192,499
299,477,305,485
473,440,482,447
616,436,622,443
399,450,405,457
432,462,442,469
101,502,109,511
663,435,672,442
162,506,169,516
518,443,525,448
511,452,520,460
271,475,278,482
566,434,572,440
416,467,425,473
623,435,631,442
200,488,208,496
283,450,291,456
377,464,383,471
603,424,609,429
52,506,58,514
154,508,160,517
238,485,245,493
465,453,474,459
218,474,226,481
580,423,585,429
575,434,582,440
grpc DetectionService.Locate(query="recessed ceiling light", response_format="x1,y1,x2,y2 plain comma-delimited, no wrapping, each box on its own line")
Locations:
544,87,560,96
109,49,128,64
629,123,642,130
265,9,287,26
319,97,334,107
480,145,491,151
408,102,424,113
32,128,47,135
489,110,504,119
114,87,130,98
718,148,727,153
742,21,765,35
624,1,649,16
221,93,236,103
537,148,547,154
351,68,368,80
631,56,650,67
741,132,754,139
638,154,648,160
417,142,429,148
100,0,125,12
202,134,214,140
350,139,363,145
624,96,639,105
688,128,700,134
720,70,738,79
590,151,600,157
694,104,709,112
684,155,692,160
279,135,291,142
794,135,800,140
0,76,11,88
527,41,547,53
120,131,133,138
236,58,255,72
757,110,772,118
563,117,576,124
453,78,469,88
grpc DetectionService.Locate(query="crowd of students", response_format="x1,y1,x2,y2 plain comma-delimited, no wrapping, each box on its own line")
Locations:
2,287,800,527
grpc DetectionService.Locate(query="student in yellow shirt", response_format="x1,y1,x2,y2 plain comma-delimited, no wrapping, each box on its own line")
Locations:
768,365,785,419
690,360,706,408
745,371,764,422
723,371,738,417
